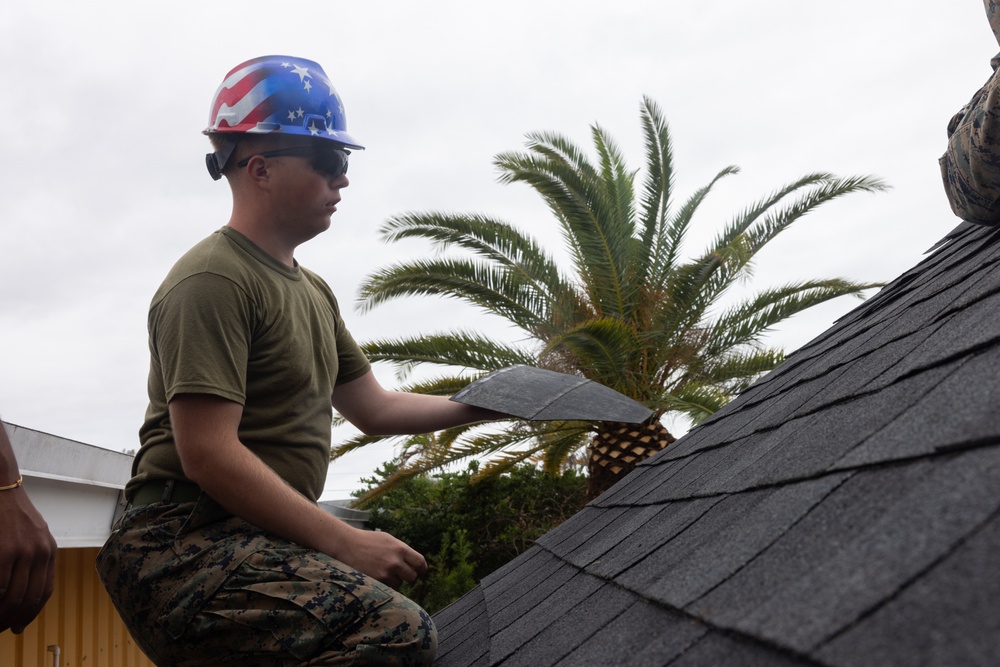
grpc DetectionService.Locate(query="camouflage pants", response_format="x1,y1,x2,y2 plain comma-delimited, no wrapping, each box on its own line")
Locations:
940,1,1000,225
96,495,436,666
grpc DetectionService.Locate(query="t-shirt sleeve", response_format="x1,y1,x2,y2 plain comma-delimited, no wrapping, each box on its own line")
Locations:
334,320,371,385
149,272,253,404
304,268,371,386
330,298,371,385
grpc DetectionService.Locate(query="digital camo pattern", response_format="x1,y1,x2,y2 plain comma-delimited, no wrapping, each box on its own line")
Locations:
96,496,436,666
940,0,1000,225
988,0,1000,47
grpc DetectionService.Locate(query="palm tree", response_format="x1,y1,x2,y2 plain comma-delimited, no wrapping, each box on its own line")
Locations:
335,97,885,500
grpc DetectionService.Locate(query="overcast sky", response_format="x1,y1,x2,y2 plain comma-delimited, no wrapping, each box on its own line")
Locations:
0,1,992,498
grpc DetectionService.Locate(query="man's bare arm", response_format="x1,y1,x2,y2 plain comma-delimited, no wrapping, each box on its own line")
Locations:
332,370,504,436
0,420,56,634
170,393,427,588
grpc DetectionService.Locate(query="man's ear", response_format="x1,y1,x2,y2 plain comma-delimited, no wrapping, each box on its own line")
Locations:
244,155,272,188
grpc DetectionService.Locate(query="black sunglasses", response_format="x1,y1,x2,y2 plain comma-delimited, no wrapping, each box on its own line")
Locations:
236,145,350,178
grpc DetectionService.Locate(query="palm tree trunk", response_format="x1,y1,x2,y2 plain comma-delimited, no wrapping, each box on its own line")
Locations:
587,419,675,499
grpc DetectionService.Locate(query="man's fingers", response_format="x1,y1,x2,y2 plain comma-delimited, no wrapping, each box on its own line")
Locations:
0,529,57,633
400,563,420,585
382,562,418,589
406,550,428,578
0,558,30,633
12,549,56,633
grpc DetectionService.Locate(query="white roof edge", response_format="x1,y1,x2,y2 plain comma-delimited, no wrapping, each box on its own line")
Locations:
22,469,124,490
57,537,114,549
6,422,133,488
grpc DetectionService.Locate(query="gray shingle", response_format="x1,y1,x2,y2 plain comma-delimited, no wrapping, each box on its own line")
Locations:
561,502,669,568
554,599,707,667
583,497,720,577
835,347,1000,468
489,570,605,663
533,506,627,552
501,581,634,667
435,586,490,667
688,446,1000,653
480,544,546,589
729,363,955,488
435,585,487,633
669,631,816,667
617,473,848,608
788,328,939,414
815,508,1000,667
486,553,577,634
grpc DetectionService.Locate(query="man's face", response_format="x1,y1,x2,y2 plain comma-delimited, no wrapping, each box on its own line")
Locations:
258,139,352,241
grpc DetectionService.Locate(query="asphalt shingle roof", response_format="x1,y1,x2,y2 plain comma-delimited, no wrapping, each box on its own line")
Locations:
433,220,1000,666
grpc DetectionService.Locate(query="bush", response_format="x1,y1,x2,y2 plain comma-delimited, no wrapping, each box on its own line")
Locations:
354,462,587,613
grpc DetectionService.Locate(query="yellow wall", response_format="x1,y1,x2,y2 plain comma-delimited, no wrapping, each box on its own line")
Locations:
0,547,155,667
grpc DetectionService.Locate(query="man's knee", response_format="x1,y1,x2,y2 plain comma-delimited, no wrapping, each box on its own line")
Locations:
346,594,438,666
940,151,1000,225
942,80,1000,225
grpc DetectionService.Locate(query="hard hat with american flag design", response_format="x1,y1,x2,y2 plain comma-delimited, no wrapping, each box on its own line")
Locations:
204,55,363,180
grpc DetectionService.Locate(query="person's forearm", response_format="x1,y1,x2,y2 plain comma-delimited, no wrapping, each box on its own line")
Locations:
354,393,500,436
332,371,505,436
181,436,353,555
0,418,57,633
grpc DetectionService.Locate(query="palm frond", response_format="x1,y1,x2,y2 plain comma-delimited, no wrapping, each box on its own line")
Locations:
699,348,786,390
351,422,549,504
400,374,482,397
543,318,642,396
497,128,638,319
591,123,638,250
694,174,888,309
741,175,888,259
469,446,549,480
379,212,569,295
637,96,673,265
362,332,535,375
330,430,399,462
705,173,837,259
656,385,731,424
705,279,883,355
534,422,593,474
357,258,547,329
652,164,740,286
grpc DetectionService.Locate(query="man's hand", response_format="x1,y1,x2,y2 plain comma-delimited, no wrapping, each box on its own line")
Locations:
0,488,57,633
333,527,428,589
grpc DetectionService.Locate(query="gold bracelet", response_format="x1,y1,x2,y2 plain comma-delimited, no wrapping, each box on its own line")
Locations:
0,475,23,491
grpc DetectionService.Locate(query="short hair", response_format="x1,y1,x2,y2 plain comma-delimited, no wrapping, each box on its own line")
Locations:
207,132,236,154
209,132,307,153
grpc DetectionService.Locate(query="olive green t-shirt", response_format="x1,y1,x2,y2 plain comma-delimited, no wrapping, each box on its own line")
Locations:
129,226,371,502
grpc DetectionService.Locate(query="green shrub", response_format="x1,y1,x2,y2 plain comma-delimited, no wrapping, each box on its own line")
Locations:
354,462,587,613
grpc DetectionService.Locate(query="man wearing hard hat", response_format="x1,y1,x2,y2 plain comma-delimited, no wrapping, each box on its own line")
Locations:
96,55,500,666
